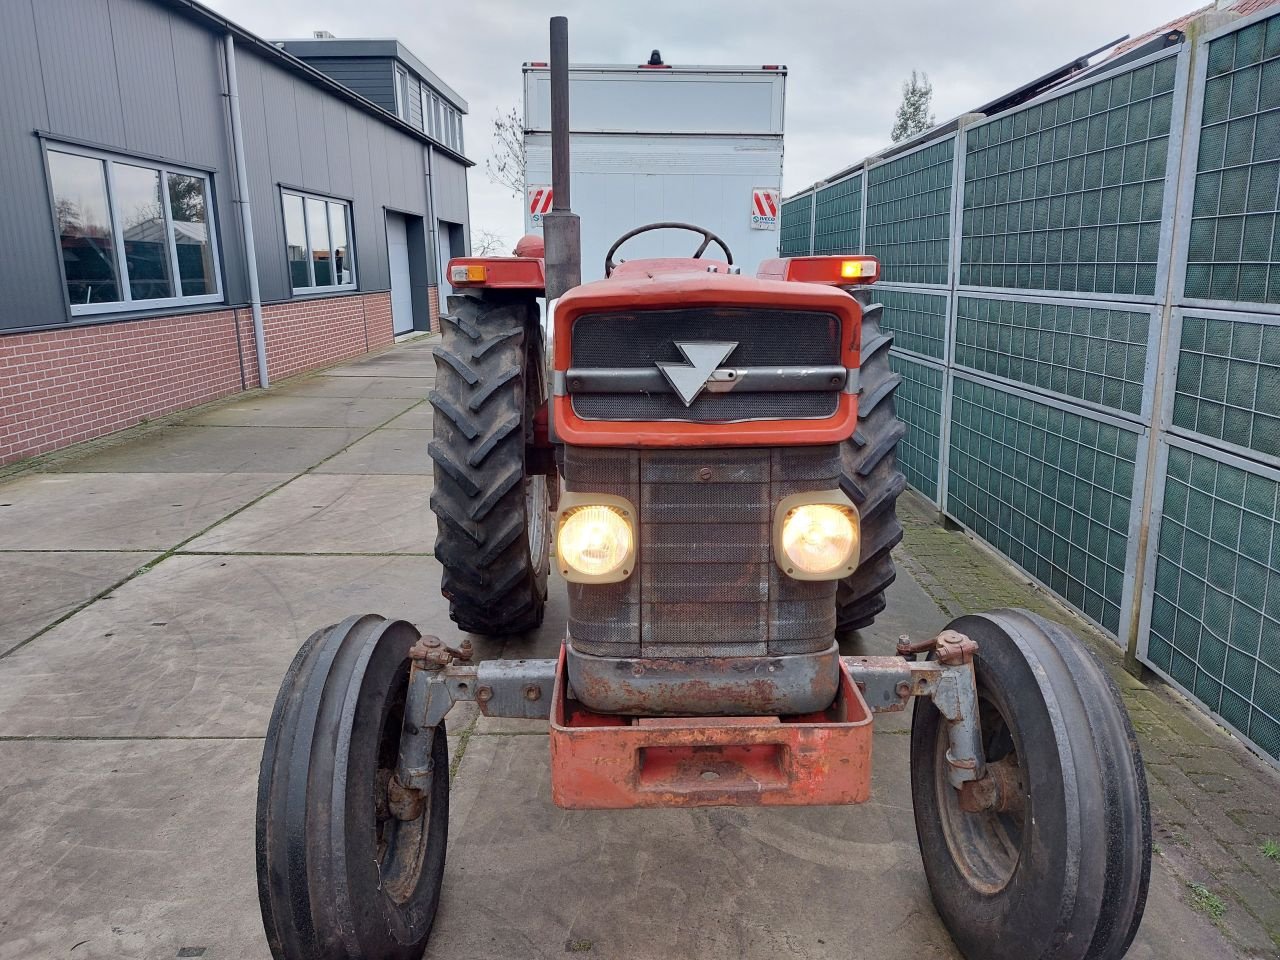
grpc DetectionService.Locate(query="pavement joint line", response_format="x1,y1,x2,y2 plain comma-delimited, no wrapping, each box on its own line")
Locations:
448,709,480,780
472,730,549,736
0,548,159,554
0,393,431,661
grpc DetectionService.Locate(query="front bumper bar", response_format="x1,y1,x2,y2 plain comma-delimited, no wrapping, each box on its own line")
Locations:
403,632,984,809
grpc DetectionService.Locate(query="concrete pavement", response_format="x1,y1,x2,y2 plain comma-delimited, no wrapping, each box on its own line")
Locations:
0,336,1269,959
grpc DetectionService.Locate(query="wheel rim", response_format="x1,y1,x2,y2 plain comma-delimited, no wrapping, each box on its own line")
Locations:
526,473,549,564
933,688,1027,895
373,662,432,904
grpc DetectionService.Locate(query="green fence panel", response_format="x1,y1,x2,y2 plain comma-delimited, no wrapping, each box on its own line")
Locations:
948,377,1139,633
865,138,954,286
1185,14,1280,303
780,192,813,256
889,353,944,501
877,287,948,360
813,174,863,255
960,56,1177,296
1146,444,1280,760
1173,313,1280,459
955,295,1151,416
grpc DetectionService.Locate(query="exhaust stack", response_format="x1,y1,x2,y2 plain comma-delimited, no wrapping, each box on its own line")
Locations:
543,15,582,299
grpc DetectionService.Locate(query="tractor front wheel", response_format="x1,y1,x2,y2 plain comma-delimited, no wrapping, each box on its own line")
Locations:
910,609,1150,960
256,615,450,960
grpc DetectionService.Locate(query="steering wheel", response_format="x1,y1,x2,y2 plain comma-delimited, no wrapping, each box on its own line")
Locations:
604,221,734,277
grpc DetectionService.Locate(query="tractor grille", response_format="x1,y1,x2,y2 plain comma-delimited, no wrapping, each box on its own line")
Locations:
569,307,842,422
563,445,840,659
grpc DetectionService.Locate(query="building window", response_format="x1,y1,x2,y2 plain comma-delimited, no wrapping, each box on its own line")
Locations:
46,144,221,315
394,66,409,121
282,189,356,293
423,88,435,138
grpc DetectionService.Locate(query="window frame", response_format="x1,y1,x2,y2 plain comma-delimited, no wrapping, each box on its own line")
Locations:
394,66,409,121
43,140,224,317
280,187,358,295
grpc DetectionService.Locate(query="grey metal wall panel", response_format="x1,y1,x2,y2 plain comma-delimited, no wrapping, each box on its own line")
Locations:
363,118,395,286
31,0,126,147
109,0,185,160
324,98,354,198
345,109,379,287
297,57,396,115
170,14,227,169
432,155,469,224
294,83,332,195
257,57,304,191
235,51,288,302
0,0,63,330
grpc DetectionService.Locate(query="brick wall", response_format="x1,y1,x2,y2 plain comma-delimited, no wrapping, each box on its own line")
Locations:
428,285,441,331
1,290,394,467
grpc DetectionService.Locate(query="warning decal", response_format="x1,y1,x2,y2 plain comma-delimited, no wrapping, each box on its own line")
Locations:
528,185,553,224
750,188,779,230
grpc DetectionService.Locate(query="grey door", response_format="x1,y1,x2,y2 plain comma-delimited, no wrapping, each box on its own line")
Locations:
386,213,414,335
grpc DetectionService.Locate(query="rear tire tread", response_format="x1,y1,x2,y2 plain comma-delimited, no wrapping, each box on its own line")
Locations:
837,299,906,637
430,293,548,635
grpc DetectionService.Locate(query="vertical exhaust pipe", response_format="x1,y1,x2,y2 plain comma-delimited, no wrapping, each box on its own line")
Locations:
543,15,581,299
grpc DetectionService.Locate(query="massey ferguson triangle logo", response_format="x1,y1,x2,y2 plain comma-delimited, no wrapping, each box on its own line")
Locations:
657,341,738,406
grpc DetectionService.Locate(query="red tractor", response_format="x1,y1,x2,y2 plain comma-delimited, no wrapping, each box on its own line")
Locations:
255,17,1150,960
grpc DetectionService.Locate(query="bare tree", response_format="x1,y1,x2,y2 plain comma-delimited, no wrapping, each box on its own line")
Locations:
484,106,526,198
472,229,509,256
891,71,936,142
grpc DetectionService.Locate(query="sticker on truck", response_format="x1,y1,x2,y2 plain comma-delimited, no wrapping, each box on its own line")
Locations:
528,185,553,224
750,188,779,230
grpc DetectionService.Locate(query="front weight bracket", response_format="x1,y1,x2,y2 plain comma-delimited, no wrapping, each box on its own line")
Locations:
843,629,986,790
395,650,558,794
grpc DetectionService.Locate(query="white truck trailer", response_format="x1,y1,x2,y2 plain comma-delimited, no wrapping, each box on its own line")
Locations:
522,58,786,280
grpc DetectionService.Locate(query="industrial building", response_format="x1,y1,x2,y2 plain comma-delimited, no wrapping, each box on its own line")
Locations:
0,0,473,466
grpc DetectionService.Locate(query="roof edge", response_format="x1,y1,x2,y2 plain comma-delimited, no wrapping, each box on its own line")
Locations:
155,0,472,163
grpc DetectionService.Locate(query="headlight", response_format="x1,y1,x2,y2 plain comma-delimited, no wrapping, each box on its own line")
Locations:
556,494,636,583
775,493,860,580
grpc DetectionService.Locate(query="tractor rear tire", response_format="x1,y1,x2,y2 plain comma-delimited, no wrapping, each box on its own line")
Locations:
429,291,549,635
910,609,1151,960
836,298,906,636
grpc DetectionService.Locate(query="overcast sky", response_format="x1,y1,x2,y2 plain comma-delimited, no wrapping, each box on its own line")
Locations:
205,0,1197,249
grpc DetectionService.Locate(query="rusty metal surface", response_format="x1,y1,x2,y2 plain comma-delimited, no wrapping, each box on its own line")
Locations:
549,648,874,809
565,642,841,717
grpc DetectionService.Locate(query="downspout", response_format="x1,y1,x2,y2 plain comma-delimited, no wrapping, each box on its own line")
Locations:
223,33,270,388
426,143,439,286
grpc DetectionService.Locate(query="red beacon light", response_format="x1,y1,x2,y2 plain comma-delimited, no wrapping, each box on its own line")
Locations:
756,255,880,286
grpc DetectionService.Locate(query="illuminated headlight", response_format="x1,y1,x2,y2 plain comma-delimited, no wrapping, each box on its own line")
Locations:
774,492,860,580
556,494,636,583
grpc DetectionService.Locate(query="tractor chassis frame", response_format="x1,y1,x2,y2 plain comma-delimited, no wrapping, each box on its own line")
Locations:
394,630,987,807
